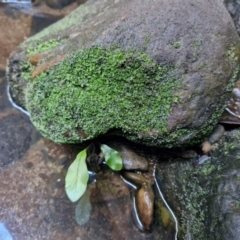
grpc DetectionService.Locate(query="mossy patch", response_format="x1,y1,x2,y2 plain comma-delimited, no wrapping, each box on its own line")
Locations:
164,155,223,239
20,61,33,81
162,129,240,240
25,46,180,144
26,39,60,55
172,41,181,49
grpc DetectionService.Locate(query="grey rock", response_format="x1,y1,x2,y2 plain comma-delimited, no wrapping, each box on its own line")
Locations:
7,0,240,147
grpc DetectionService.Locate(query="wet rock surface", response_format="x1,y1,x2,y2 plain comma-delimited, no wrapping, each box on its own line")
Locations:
0,137,176,239
1,100,240,239
155,128,240,240
2,1,240,240
108,143,149,171
0,108,40,167
7,0,240,147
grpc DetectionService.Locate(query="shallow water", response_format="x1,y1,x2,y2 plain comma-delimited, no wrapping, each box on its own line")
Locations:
0,2,178,239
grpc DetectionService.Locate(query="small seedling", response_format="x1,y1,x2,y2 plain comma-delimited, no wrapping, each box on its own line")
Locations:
65,144,123,202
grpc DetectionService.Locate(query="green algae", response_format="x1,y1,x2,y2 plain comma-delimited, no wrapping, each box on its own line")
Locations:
172,41,181,49
165,156,223,240
164,129,240,240
26,39,60,55
20,61,33,81
25,46,180,144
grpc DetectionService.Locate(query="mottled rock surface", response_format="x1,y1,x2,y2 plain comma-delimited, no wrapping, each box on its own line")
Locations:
0,137,175,240
7,0,240,147
155,128,240,240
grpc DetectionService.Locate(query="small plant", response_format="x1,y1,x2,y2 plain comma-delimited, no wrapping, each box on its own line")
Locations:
65,144,123,202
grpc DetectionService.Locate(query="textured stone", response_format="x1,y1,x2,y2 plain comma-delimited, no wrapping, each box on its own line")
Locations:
7,0,240,147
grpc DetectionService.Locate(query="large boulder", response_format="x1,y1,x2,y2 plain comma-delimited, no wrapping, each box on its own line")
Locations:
7,0,240,147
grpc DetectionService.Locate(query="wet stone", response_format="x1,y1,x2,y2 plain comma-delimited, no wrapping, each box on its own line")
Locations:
108,144,149,171
0,137,173,239
0,109,40,167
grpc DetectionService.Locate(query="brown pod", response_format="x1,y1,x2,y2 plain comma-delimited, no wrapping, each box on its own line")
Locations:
135,182,154,230
121,172,151,186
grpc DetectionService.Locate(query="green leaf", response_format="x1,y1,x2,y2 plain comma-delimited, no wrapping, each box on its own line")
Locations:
100,144,123,171
65,149,89,202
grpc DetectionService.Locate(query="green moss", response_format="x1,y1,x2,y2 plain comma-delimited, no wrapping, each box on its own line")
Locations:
178,178,208,240
125,44,240,147
174,160,222,240
225,45,240,91
172,41,181,49
22,43,240,147
177,131,240,239
26,39,60,55
126,109,221,147
20,61,33,81
25,46,180,144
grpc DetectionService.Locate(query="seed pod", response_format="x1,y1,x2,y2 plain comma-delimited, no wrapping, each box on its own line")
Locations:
121,172,151,187
135,182,154,230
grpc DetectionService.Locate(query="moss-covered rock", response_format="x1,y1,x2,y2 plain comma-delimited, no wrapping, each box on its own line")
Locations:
7,0,240,147
156,128,240,240
25,47,180,144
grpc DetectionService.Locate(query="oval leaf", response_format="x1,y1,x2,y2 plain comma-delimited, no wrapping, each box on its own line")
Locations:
65,149,89,202
100,144,123,171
